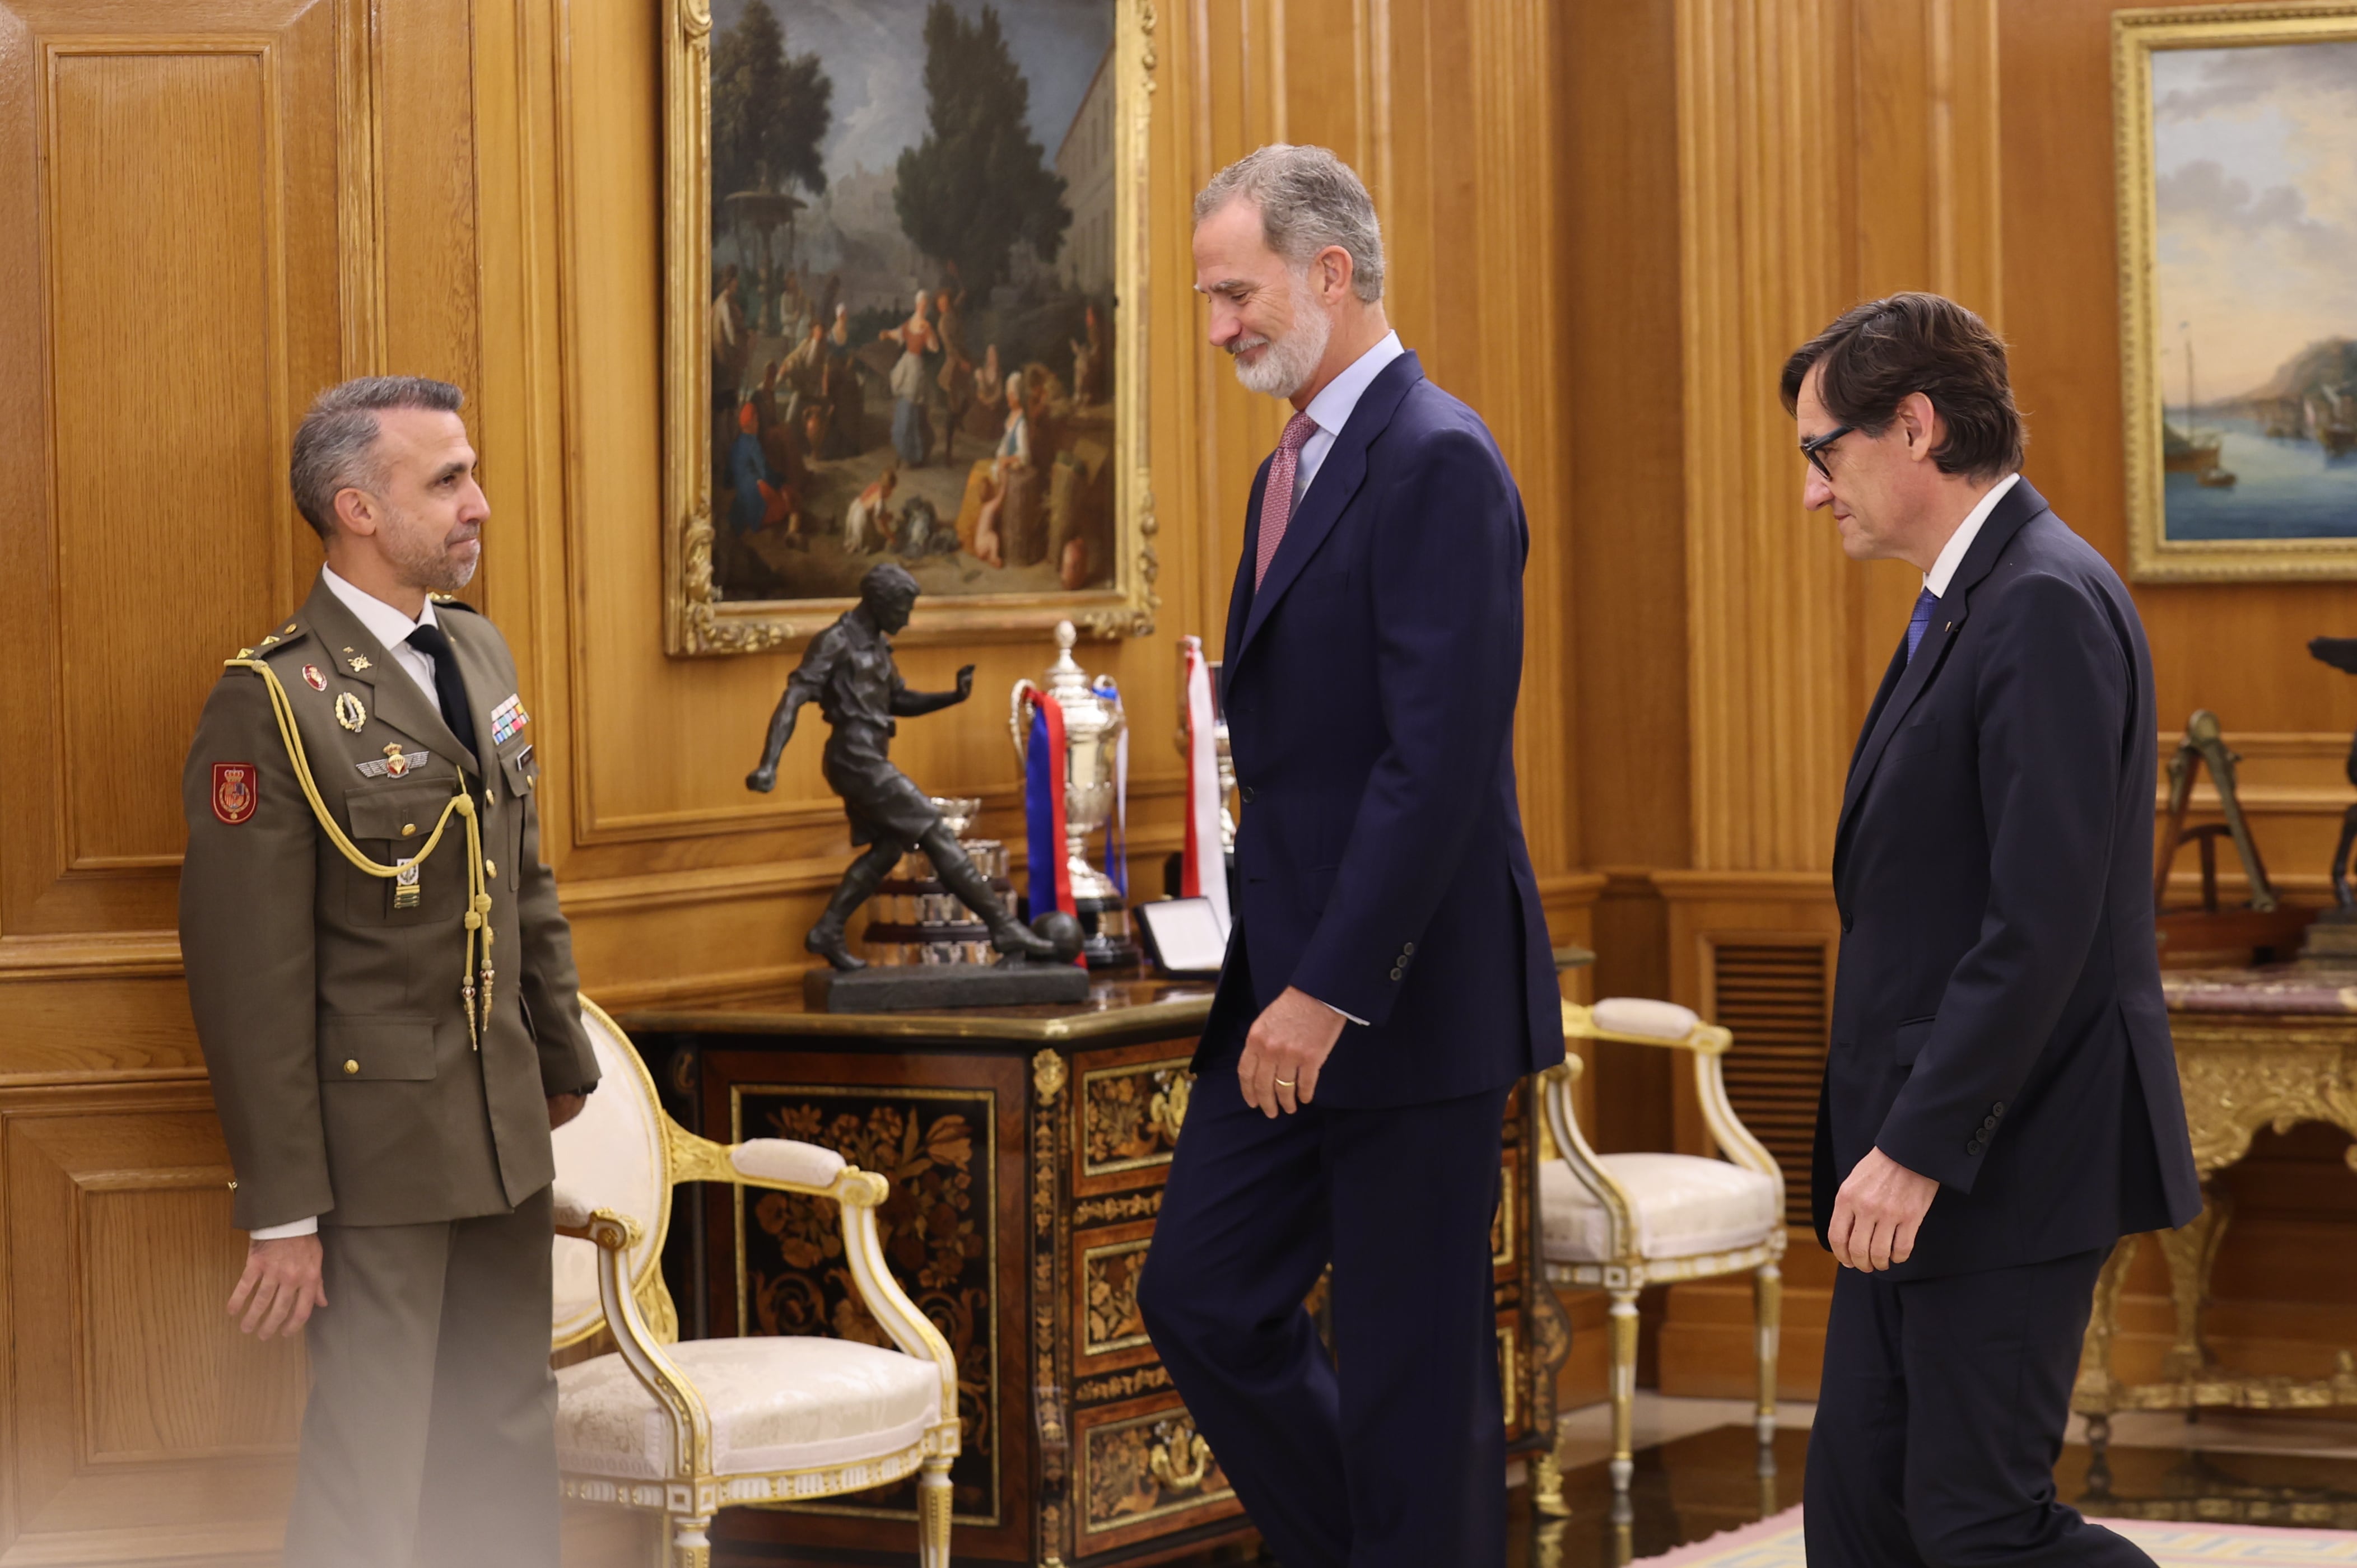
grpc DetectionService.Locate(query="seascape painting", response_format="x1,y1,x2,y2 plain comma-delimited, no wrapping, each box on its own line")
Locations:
2120,12,2357,580
704,0,1121,609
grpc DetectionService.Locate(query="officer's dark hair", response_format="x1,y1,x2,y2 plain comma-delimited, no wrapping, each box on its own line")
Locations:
1779,293,2024,482
290,376,467,540
860,562,921,610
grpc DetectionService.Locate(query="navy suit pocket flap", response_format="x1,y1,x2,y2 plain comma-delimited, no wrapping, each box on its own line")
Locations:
1895,1015,1936,1066
1888,717,1940,759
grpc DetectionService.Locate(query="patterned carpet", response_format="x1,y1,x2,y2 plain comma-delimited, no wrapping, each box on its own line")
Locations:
1636,1505,2357,1565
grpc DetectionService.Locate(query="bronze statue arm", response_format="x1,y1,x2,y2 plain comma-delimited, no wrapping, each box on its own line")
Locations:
747,680,817,793
888,663,975,718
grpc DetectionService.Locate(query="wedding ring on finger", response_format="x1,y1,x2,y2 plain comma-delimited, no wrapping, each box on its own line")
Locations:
1274,1077,1297,1088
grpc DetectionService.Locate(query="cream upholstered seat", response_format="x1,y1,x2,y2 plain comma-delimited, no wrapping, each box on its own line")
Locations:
1540,998,1786,1515
550,1001,959,1568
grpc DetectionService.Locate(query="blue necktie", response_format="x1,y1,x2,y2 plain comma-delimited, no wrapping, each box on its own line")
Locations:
1906,587,1939,662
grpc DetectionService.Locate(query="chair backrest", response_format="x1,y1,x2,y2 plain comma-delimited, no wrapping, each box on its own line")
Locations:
550,999,673,1348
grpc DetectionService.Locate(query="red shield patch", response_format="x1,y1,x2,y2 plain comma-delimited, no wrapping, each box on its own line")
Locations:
211,763,258,825
301,664,327,692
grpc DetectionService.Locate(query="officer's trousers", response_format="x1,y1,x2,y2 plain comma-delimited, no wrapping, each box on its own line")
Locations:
284,1185,558,1568
1804,1246,2152,1568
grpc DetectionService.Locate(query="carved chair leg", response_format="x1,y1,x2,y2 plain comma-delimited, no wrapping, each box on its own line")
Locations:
1608,1287,1641,1494
917,1456,953,1568
669,1514,714,1568
1753,1260,1782,1447
1531,1441,1570,1518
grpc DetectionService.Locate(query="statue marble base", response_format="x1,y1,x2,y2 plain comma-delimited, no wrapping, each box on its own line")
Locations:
804,960,1092,1014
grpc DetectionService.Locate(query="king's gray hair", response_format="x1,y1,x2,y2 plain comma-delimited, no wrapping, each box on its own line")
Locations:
288,376,465,540
1194,143,1385,302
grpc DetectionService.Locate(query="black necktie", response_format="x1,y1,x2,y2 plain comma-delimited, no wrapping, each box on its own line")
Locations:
405,622,481,767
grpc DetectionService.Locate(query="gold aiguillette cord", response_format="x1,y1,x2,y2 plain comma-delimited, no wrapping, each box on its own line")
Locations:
227,659,495,1047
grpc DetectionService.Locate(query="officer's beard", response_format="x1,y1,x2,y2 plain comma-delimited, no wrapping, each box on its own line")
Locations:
379,499,482,596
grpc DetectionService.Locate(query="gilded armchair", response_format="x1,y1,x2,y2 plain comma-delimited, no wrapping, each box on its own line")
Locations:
549,1000,962,1567
1540,998,1786,1500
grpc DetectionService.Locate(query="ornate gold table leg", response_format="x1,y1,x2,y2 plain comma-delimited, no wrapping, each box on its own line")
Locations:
2155,1184,2232,1384
2072,1232,2140,1445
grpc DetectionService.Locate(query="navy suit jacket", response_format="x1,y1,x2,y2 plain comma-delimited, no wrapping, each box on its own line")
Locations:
1196,351,1562,1107
1815,478,2201,1278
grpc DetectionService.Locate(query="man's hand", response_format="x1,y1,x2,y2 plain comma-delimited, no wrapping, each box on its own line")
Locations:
1827,1147,1940,1271
953,664,976,701
1238,986,1347,1117
548,1092,588,1130
227,1234,326,1340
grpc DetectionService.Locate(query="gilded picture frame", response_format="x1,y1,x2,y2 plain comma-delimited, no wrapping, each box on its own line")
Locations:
662,0,1158,655
2117,3,2357,582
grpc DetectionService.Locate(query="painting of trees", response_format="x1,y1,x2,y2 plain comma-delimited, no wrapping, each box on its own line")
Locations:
712,0,833,204
892,2,1072,294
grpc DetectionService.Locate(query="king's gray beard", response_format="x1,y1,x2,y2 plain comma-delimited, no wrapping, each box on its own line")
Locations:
1230,273,1333,399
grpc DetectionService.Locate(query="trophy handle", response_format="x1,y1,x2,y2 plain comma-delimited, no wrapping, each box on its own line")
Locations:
1009,679,1040,765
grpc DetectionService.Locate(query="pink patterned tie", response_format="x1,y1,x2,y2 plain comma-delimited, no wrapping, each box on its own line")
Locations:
1255,412,1322,589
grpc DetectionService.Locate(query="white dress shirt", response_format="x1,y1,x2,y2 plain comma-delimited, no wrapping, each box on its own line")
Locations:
1271,332,1405,1034
1923,472,2021,598
1286,330,1405,514
249,570,445,1242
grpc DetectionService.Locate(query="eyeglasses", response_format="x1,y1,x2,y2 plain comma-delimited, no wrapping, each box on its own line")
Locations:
1800,424,1856,479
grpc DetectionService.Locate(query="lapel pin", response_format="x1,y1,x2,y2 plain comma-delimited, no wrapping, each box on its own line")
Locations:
301,664,327,692
334,692,367,732
348,654,372,673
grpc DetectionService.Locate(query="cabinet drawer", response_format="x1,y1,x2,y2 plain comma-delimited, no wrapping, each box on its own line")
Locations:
1074,1392,1243,1553
1072,1040,1194,1196
1073,1217,1158,1370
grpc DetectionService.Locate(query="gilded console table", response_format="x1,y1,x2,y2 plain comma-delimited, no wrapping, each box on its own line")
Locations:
2072,965,2357,1436
622,979,1569,1566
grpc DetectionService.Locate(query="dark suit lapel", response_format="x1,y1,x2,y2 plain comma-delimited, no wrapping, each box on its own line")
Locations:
1223,458,1272,676
301,576,472,769
1233,352,1425,665
1833,478,2049,856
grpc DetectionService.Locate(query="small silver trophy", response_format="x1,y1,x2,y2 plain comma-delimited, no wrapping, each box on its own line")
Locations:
1012,621,1139,968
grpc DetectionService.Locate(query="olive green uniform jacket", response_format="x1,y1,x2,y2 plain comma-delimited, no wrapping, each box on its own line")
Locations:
179,575,598,1231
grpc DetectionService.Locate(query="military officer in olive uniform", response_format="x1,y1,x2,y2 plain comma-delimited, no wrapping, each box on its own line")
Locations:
179,376,598,1568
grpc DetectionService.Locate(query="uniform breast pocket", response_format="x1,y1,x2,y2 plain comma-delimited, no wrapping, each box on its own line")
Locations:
318,1015,437,1081
498,741,535,802
343,780,468,925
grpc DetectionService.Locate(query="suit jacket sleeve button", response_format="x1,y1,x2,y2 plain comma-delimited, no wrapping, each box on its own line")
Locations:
1390,967,1404,981
1966,1139,1984,1155
1403,942,1415,955
1991,1102,2005,1116
1981,1117,1997,1133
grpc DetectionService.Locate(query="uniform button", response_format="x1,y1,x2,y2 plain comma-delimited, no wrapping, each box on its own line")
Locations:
343,1059,360,1075
485,860,497,878
402,823,417,837
1239,785,1256,803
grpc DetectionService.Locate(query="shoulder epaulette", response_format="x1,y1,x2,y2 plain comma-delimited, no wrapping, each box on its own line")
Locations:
430,592,480,614
236,615,313,661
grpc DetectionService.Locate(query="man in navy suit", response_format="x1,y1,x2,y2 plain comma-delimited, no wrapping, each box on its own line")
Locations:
1787,294,2201,1567
1135,144,1559,1568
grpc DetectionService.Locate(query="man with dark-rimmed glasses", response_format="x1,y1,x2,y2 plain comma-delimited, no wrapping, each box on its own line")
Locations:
1784,293,2198,1567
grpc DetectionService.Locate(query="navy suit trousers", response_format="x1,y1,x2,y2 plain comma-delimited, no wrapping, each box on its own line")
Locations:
1805,1247,2153,1568
1137,1055,1510,1568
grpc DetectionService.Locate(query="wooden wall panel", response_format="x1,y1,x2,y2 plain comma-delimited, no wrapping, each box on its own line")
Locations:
0,0,339,958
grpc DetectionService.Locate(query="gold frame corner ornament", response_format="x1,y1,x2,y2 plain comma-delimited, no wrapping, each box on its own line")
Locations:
2115,2,2357,583
659,0,1160,655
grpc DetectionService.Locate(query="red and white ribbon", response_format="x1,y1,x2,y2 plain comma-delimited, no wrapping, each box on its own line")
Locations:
1181,637,1232,935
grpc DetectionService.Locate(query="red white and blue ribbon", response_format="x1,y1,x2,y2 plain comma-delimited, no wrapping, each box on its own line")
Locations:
1020,685,1075,923
1180,637,1232,935
1094,676,1128,899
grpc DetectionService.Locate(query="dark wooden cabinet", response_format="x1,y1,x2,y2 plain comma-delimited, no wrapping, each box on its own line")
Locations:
622,979,1567,1566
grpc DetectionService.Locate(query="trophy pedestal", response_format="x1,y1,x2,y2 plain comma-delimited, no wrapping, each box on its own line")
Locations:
1073,895,1140,970
804,962,1091,1013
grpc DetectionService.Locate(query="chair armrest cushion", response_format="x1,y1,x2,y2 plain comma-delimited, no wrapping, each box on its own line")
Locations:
552,1187,596,1233
732,1138,847,1189
1594,997,1699,1040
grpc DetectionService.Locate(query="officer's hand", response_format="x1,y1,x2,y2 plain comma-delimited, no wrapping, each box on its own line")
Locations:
1238,986,1347,1118
953,664,976,701
1827,1147,1939,1271
547,1093,588,1130
229,1235,325,1340
746,766,777,794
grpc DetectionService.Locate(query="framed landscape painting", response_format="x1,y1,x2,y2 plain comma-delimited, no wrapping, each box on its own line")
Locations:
2118,4,2357,581
662,0,1157,654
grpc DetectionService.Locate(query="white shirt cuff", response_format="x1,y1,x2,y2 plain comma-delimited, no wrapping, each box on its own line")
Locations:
1320,1000,1370,1028
249,1216,319,1240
